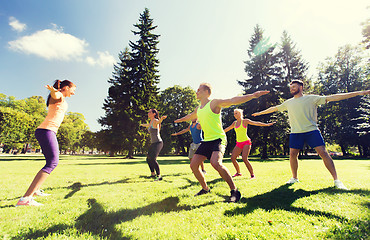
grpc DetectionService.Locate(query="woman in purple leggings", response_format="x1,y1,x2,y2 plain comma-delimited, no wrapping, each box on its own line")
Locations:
16,80,76,206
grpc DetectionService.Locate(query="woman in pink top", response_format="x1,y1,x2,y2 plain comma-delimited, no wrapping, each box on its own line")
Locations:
16,80,76,207
224,109,275,179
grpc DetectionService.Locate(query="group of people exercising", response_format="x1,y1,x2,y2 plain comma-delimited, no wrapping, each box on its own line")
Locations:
16,80,369,206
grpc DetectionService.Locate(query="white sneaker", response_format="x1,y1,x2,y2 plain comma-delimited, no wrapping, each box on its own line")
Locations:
334,180,348,190
16,196,43,207
34,189,51,196
286,178,299,184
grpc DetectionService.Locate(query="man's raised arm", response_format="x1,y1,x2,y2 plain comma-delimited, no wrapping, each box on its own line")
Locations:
216,91,270,109
174,109,198,123
326,90,370,103
252,106,279,117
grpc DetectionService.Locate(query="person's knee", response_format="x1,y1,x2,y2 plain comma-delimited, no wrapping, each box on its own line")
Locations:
190,161,199,171
211,161,222,171
42,160,59,174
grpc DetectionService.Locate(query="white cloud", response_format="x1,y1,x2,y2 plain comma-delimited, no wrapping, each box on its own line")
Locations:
8,24,115,68
9,16,27,32
8,27,88,61
86,51,116,67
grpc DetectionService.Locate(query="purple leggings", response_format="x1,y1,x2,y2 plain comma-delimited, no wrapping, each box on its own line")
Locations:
35,129,59,174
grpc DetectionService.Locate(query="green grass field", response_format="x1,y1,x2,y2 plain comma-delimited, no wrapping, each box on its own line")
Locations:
0,154,369,239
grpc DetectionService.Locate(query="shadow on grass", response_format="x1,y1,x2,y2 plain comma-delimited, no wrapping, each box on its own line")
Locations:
178,176,231,201
63,178,131,199
14,196,216,239
225,185,369,218
224,185,370,239
61,173,190,199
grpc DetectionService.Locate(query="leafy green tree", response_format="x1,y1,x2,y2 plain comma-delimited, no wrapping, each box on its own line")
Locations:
80,130,97,153
158,85,199,154
316,45,368,155
0,106,38,153
0,94,46,153
94,129,112,154
58,112,89,153
99,8,160,158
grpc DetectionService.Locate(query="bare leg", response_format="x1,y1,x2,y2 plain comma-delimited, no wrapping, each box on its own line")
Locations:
314,145,338,180
241,145,253,176
200,162,205,171
210,151,236,190
190,157,206,171
190,154,208,190
230,146,242,174
24,170,50,197
290,148,300,179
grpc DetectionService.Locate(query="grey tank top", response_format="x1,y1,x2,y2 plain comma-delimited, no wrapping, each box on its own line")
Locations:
148,123,162,143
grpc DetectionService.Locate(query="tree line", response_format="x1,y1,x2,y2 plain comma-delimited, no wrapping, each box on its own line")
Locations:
1,9,369,157
0,94,90,154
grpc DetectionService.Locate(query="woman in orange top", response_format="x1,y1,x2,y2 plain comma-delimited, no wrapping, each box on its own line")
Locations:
16,80,76,206
224,109,275,179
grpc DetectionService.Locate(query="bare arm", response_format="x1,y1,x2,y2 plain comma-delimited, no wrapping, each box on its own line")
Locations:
245,119,276,127
174,109,198,123
152,116,167,128
172,126,190,136
140,123,150,128
224,121,236,133
215,91,270,109
252,106,278,117
45,85,63,100
326,90,370,103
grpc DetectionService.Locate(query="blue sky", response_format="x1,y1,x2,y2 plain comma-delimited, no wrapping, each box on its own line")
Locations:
0,0,368,131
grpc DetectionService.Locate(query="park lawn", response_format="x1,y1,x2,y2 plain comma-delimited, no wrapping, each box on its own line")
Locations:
0,154,369,240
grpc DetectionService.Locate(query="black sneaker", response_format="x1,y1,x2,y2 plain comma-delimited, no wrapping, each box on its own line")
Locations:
194,188,210,196
229,189,241,203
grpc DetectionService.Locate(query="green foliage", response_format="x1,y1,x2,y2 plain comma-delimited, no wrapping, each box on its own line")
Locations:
158,85,199,154
57,112,89,153
1,155,369,239
0,106,38,150
99,8,160,157
0,92,90,154
0,94,46,152
236,26,307,158
79,130,97,153
316,45,369,156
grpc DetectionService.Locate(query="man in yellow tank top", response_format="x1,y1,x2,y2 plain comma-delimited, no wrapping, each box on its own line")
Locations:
175,83,269,202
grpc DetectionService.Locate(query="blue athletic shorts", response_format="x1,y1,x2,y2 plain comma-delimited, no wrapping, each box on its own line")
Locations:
289,130,325,149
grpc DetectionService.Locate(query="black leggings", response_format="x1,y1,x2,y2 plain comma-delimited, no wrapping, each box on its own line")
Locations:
146,141,163,175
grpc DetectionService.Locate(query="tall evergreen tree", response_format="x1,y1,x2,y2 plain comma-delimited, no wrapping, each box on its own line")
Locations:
276,31,310,155
99,8,160,157
237,25,281,159
278,31,310,97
